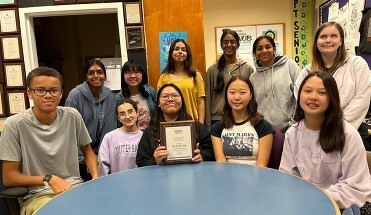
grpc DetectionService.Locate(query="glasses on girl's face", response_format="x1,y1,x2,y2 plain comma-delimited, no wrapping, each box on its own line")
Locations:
160,93,180,101
124,71,142,76
29,88,63,97
118,109,136,118
87,70,104,76
222,39,237,46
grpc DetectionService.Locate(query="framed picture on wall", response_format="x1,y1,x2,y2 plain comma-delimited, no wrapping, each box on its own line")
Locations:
0,54,4,83
53,0,77,5
125,26,145,50
124,2,143,25
4,62,26,88
0,84,6,117
0,0,17,7
0,35,23,61
6,90,28,115
0,8,20,35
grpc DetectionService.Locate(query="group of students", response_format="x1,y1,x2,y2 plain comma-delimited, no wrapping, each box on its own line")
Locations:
0,21,370,215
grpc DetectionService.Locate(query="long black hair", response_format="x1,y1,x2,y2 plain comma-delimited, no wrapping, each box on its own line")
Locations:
120,60,150,98
150,83,192,149
83,59,106,79
294,71,345,153
215,29,240,93
163,39,197,86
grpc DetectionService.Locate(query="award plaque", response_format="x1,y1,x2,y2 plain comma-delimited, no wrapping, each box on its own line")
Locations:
6,90,28,115
0,8,19,35
0,0,17,7
125,26,145,49
1,35,23,61
124,2,143,25
0,84,6,117
53,0,76,5
160,120,196,165
4,62,26,88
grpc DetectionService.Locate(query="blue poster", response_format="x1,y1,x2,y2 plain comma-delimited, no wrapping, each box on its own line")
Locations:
159,32,187,73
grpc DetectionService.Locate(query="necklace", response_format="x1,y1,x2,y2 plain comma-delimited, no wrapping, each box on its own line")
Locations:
234,117,249,133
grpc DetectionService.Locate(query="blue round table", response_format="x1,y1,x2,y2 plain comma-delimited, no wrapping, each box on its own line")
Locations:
37,162,339,215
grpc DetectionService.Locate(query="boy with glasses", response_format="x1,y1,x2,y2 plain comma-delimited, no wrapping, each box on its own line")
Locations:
0,67,98,215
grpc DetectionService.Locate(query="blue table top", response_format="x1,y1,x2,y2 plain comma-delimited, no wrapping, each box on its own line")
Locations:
37,162,339,215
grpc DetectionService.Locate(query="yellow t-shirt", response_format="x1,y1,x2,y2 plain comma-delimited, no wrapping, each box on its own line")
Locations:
157,72,205,120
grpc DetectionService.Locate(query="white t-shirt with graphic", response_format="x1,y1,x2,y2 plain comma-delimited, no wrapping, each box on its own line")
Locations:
130,93,151,130
211,118,274,165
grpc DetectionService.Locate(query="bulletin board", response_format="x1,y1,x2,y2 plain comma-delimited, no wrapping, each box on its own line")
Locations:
215,23,285,67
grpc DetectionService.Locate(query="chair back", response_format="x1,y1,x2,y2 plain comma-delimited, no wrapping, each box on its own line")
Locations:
0,160,11,215
267,125,285,169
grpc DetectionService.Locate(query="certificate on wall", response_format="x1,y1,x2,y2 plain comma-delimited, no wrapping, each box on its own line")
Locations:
7,90,28,115
160,120,196,165
125,26,145,50
1,36,23,61
4,62,26,88
124,2,142,25
0,8,19,34
0,0,17,7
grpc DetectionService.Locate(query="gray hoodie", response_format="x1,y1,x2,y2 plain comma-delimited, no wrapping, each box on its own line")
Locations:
250,56,301,131
65,81,117,155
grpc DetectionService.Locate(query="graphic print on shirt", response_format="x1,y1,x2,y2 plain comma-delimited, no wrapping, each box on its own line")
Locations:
295,146,338,184
115,143,138,156
131,94,150,130
221,121,259,159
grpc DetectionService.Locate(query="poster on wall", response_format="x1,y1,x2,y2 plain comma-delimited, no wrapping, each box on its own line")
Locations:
256,24,285,57
292,0,313,68
215,24,283,67
159,32,187,74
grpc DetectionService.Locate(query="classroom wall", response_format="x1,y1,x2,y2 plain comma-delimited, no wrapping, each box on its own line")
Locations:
202,0,294,69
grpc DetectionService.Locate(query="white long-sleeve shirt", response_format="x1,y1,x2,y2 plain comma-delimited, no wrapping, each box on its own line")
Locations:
294,55,371,129
280,120,371,209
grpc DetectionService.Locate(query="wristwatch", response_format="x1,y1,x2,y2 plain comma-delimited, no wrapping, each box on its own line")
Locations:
43,175,52,187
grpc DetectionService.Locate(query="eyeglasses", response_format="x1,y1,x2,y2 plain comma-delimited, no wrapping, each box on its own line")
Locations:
160,93,181,101
222,39,237,46
124,71,142,76
118,109,136,118
87,70,104,76
29,88,62,97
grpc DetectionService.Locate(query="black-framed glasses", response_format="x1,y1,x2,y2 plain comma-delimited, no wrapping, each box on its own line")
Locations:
29,88,63,96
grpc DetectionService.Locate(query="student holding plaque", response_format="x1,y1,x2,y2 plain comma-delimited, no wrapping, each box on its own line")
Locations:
280,71,371,214
210,75,274,167
136,83,214,167
65,59,116,181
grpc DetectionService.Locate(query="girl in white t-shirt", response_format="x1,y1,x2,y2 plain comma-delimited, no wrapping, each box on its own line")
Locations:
210,75,274,166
